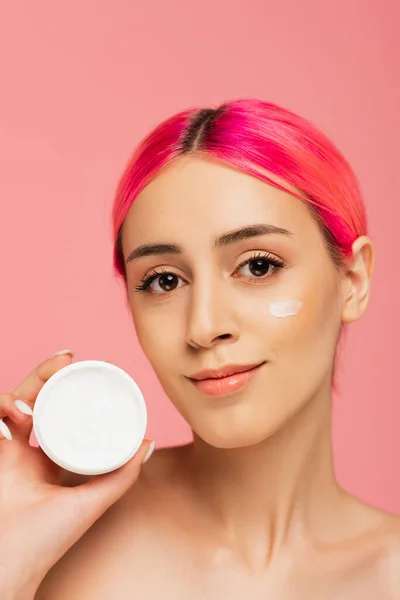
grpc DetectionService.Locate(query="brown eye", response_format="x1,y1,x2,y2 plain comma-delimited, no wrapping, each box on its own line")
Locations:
248,258,272,277
239,258,274,278
141,272,182,294
158,274,178,291
136,268,187,294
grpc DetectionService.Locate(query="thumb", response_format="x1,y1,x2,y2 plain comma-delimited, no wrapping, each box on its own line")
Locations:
71,439,155,526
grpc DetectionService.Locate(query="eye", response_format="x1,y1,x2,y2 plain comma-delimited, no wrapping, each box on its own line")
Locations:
235,253,285,279
135,269,185,294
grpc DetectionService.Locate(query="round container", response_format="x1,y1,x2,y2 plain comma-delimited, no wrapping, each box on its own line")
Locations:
33,360,147,475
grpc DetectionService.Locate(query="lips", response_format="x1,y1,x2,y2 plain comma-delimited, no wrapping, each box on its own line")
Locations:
187,362,266,398
188,362,264,381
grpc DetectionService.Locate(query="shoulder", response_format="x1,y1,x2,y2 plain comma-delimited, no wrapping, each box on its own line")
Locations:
373,514,400,592
35,444,192,599
339,497,400,594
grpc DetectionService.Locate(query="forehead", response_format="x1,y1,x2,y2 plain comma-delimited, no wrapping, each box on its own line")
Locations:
122,155,320,250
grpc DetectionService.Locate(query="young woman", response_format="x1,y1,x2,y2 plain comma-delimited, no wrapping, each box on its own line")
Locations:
1,99,399,599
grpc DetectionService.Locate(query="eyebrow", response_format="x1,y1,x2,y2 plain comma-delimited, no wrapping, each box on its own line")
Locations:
125,223,293,264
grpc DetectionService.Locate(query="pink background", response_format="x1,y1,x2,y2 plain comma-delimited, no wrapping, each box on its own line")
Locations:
0,1,399,511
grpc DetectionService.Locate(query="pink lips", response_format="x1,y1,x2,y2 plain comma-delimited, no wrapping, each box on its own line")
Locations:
188,362,265,397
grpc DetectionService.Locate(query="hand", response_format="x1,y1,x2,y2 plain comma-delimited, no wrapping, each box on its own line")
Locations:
0,352,154,599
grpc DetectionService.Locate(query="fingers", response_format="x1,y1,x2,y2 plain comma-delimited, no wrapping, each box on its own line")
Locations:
72,439,155,525
12,350,74,407
0,350,74,442
0,393,33,441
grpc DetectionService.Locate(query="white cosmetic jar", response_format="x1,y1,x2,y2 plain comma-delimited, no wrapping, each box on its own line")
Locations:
33,360,147,476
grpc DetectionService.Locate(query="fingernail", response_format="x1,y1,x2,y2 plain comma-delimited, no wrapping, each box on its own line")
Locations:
53,349,74,357
0,419,12,441
14,400,33,416
143,441,156,463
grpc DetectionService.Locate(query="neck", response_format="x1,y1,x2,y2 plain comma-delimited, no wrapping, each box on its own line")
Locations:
185,382,348,565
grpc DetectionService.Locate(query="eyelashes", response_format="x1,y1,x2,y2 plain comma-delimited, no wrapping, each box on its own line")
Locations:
134,252,286,295
135,267,178,294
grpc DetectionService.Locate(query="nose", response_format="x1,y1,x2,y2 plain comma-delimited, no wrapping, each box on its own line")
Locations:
185,279,240,350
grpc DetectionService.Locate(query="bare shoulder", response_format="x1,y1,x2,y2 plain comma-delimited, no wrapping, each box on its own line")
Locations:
339,494,400,594
373,511,400,590
35,444,192,600
366,513,400,598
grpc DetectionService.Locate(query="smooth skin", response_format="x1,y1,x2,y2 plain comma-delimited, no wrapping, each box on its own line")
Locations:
3,154,400,599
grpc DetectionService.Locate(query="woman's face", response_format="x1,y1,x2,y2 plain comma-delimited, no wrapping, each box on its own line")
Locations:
121,155,349,448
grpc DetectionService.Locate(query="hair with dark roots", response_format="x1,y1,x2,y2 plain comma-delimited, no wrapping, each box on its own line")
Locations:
111,98,367,285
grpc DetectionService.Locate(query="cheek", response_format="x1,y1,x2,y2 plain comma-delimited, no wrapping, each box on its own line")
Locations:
246,281,341,366
132,308,181,369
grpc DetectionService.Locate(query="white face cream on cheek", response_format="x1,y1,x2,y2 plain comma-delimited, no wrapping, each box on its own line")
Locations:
269,300,303,318
33,360,147,476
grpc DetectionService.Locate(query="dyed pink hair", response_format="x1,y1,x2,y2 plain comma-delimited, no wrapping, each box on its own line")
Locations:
112,98,367,281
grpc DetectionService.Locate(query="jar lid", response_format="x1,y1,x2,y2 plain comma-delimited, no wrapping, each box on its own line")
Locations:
33,360,147,475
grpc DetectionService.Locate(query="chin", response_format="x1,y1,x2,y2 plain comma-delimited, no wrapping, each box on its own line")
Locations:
195,429,271,449
191,414,283,449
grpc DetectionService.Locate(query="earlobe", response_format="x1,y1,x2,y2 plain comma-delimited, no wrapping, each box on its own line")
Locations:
341,236,374,324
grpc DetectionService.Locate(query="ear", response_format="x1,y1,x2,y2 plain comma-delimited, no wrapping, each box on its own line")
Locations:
341,235,375,324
